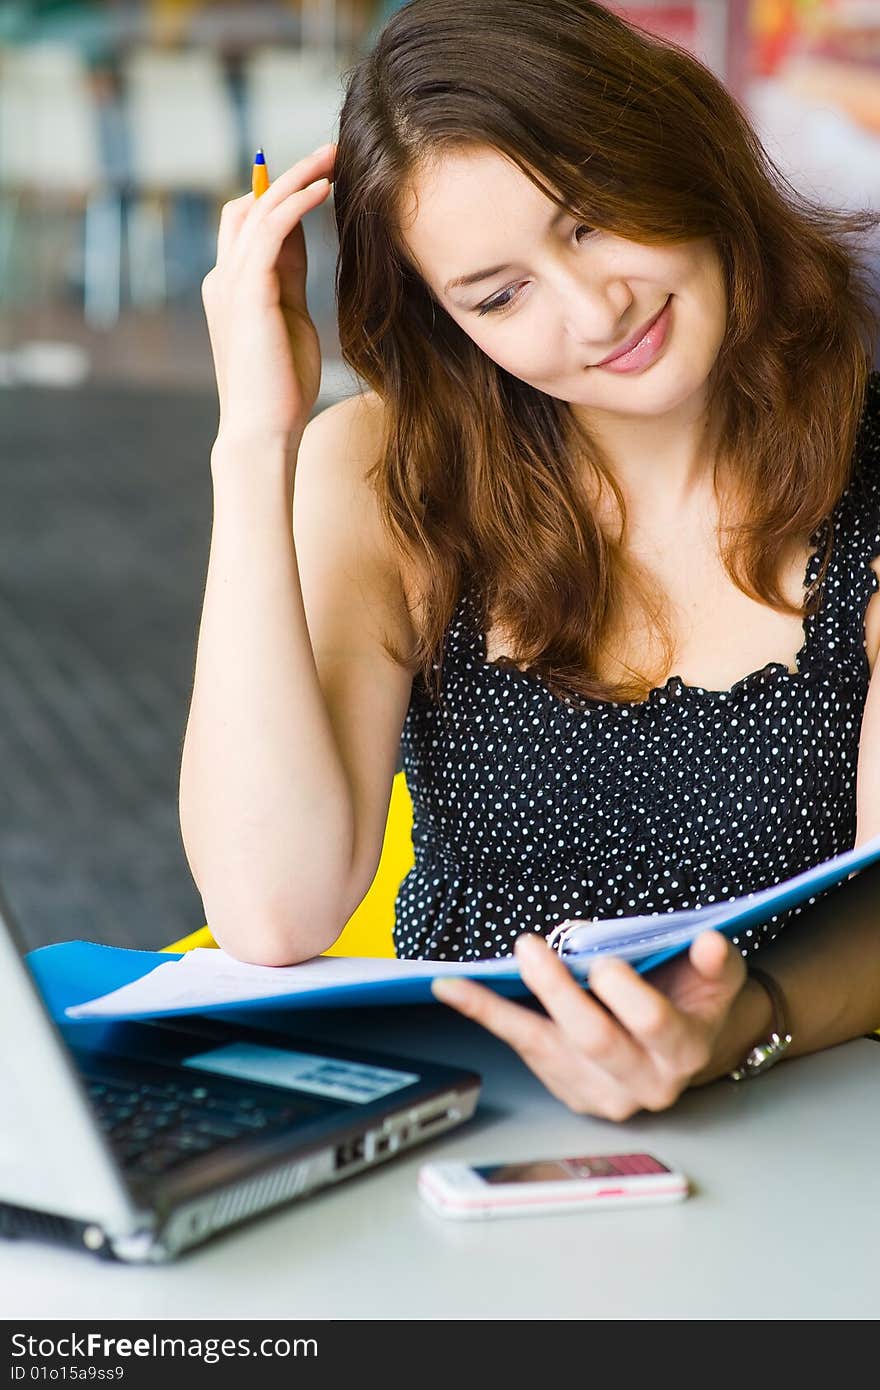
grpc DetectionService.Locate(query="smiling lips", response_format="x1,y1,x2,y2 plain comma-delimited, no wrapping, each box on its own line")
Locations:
593,296,673,373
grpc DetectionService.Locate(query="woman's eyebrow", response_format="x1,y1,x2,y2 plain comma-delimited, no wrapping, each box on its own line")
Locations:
444,205,571,296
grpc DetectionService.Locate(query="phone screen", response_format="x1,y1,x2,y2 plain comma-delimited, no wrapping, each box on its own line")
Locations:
473,1154,671,1184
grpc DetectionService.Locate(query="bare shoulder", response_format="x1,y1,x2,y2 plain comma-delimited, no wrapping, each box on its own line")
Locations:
295,389,417,657
299,387,387,486
297,388,392,575
293,390,417,914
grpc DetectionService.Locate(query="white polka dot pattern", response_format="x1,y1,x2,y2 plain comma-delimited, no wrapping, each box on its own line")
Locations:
395,374,880,962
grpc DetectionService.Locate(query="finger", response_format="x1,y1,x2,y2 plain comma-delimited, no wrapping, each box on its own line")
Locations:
430,974,614,1112
216,192,254,262
688,929,746,995
430,975,557,1066
432,970,656,1120
216,142,332,266
245,145,336,222
586,956,702,1081
513,933,647,1075
271,179,334,310
215,143,332,263
273,184,328,303
234,179,331,286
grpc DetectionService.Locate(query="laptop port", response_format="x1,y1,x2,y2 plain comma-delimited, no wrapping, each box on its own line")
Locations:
375,1134,391,1156
418,1109,451,1131
334,1137,366,1171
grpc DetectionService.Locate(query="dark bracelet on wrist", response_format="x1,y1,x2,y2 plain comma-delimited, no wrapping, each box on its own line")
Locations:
728,964,793,1082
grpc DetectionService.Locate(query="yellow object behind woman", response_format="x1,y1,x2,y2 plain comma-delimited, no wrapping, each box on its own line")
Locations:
163,771,413,958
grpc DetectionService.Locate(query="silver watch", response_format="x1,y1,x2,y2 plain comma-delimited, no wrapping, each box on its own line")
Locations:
728,965,793,1082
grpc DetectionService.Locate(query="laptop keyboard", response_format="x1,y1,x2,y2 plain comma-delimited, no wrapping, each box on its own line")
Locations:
84,1070,311,1178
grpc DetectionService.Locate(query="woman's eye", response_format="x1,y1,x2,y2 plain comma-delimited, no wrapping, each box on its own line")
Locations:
476,225,596,316
477,285,521,317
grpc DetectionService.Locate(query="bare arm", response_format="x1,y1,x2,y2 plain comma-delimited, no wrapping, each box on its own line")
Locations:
431,874,880,1119
696,642,880,1079
692,864,880,1085
432,739,880,1117
179,428,350,963
178,145,414,965
179,397,415,966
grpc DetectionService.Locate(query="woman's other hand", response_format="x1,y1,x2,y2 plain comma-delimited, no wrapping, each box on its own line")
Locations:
431,929,746,1120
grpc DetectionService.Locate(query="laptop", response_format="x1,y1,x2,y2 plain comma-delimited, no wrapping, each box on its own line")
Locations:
0,886,481,1263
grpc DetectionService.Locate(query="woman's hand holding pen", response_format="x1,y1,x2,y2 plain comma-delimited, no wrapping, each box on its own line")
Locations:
431,930,749,1120
201,143,336,451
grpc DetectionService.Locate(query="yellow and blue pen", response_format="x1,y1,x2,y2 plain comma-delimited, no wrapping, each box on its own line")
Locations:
252,147,269,199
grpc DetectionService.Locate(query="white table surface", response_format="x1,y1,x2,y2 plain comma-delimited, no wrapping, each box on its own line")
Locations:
2,1003,878,1321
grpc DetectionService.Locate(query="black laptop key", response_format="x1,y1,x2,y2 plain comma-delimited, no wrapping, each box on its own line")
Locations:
125,1124,155,1142
129,1132,232,1176
130,1147,186,1176
115,1141,151,1163
231,1110,270,1130
164,1132,219,1155
82,1069,319,1175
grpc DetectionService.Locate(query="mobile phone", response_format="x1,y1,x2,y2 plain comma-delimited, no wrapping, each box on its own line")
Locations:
418,1152,689,1220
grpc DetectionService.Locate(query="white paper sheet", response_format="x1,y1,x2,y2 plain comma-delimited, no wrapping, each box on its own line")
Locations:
62,833,880,1020
551,833,880,959
64,947,520,1020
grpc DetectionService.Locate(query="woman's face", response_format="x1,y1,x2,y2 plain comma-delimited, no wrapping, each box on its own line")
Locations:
399,146,728,422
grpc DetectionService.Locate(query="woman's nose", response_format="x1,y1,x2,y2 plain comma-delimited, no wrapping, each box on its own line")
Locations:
562,283,633,357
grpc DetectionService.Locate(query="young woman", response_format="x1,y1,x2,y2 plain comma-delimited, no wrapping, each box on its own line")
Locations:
181,0,880,1120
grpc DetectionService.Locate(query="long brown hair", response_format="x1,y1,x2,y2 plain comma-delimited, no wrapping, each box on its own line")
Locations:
332,0,880,703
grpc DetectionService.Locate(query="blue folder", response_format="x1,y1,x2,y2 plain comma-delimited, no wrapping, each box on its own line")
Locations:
26,833,880,1024
27,940,536,1022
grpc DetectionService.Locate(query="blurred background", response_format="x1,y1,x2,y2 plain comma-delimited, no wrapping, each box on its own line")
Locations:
1,0,878,952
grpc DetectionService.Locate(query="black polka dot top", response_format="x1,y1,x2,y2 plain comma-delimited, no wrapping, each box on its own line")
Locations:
395,372,880,962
